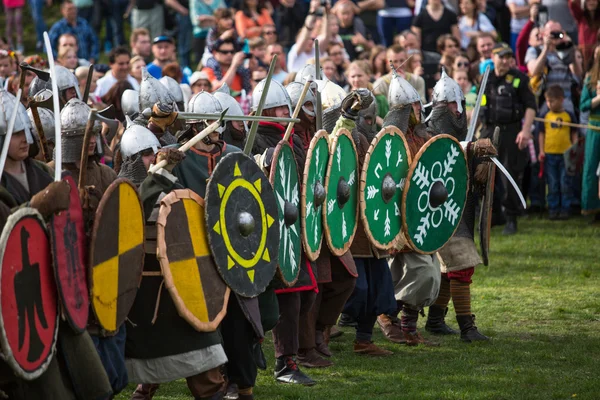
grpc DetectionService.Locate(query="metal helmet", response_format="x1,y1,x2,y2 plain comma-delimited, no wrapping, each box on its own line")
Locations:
121,89,140,119
214,82,230,95
29,75,52,98
139,68,175,113
294,64,324,83
252,79,292,115
388,74,421,108
27,107,55,143
214,90,248,132
159,76,184,106
286,81,317,118
0,89,33,144
431,69,465,114
53,65,82,100
59,99,101,163
119,124,161,158
321,80,346,111
187,91,224,133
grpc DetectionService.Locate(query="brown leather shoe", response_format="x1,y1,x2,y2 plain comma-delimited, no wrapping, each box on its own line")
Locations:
329,325,343,339
297,348,334,368
353,341,393,356
131,384,160,400
377,314,406,344
403,331,440,347
315,329,333,357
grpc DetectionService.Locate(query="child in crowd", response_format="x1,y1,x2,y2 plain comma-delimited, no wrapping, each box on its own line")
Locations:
537,85,579,220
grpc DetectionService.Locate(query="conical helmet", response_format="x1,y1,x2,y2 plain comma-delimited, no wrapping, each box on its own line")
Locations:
252,79,292,115
159,76,184,104
0,89,33,143
431,69,465,113
27,107,55,142
286,81,316,117
139,68,175,113
214,90,247,131
120,124,161,158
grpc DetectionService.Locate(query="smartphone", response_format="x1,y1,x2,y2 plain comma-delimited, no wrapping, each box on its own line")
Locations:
537,4,549,27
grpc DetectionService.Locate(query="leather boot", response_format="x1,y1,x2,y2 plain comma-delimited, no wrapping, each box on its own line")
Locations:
315,329,332,357
456,314,490,342
502,216,517,235
425,305,458,335
297,348,334,368
132,384,160,400
377,314,406,344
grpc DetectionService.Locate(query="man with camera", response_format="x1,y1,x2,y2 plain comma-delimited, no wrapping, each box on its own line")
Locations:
202,38,252,99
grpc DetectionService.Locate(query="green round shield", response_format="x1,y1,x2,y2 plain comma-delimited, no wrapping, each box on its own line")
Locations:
301,130,329,261
323,128,358,256
359,127,411,250
270,141,301,287
402,134,469,254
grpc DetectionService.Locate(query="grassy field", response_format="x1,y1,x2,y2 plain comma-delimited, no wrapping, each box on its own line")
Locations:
114,214,600,400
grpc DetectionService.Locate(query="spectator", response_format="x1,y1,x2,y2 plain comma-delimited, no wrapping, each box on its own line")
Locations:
0,50,15,82
129,55,146,84
162,61,183,82
545,0,578,44
23,54,47,69
3,0,24,53
348,0,385,44
277,0,308,50
377,0,415,48
346,60,373,91
165,0,193,68
369,45,388,80
251,67,267,91
458,0,496,49
287,0,330,73
49,0,99,63
516,5,542,72
235,0,274,40
130,28,152,64
580,54,600,221
506,0,529,51
437,34,461,73
327,42,349,87
247,36,268,72
204,8,238,66
453,69,476,119
76,65,104,106
537,84,578,220
411,0,460,54
147,36,189,84
265,43,288,83
101,80,134,122
526,20,582,113
28,0,48,51
57,47,79,70
57,33,91,67
335,0,374,61
568,0,600,68
73,0,93,23
321,57,337,81
261,24,278,46
130,0,164,40
189,70,212,93
405,48,424,76
471,31,496,77
190,0,225,65
95,46,140,97
202,38,251,98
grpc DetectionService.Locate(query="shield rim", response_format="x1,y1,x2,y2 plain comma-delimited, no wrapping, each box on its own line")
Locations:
401,134,469,254
49,174,89,334
301,130,329,261
269,140,301,287
0,207,59,381
359,126,412,250
156,189,230,332
88,178,145,334
322,127,359,257
204,152,279,298
479,162,496,266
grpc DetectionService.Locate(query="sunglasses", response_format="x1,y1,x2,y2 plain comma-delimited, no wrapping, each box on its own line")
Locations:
218,49,235,55
253,78,263,83
456,61,469,67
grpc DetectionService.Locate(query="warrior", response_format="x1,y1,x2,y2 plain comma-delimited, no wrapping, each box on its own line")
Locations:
424,69,495,342
381,73,443,346
0,88,112,399
214,83,248,149
28,65,81,106
138,69,178,145
251,78,318,386
121,89,141,127
27,104,55,161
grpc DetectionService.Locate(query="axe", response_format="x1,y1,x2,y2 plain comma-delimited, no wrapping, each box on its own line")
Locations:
82,64,94,104
28,102,51,162
148,109,228,174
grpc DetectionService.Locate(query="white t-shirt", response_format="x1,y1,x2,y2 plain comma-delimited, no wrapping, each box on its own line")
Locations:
94,71,140,98
506,0,528,33
287,44,327,74
458,13,495,49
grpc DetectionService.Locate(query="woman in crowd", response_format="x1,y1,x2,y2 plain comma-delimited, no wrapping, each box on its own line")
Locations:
458,0,497,50
130,55,146,84
369,45,388,81
57,47,79,70
328,42,349,88
3,0,24,53
569,0,600,68
235,0,274,40
203,8,240,66
405,49,424,77
437,34,461,75
412,0,460,54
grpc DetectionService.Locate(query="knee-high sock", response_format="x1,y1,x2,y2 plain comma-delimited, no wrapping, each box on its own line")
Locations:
450,280,471,316
400,306,419,334
433,273,451,308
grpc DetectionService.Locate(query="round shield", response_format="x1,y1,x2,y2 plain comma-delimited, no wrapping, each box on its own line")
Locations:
359,126,411,250
323,128,359,256
270,141,301,287
205,152,279,298
49,174,89,333
301,130,329,261
89,179,145,334
157,190,230,332
479,162,496,266
0,208,58,380
402,134,469,254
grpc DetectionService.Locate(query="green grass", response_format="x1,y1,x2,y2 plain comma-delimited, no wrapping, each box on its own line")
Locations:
115,214,600,400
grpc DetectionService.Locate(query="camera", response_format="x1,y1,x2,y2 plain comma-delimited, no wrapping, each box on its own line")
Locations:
550,31,564,40
244,53,253,60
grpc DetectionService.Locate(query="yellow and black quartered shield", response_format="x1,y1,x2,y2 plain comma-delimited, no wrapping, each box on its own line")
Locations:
89,178,144,334
156,189,229,332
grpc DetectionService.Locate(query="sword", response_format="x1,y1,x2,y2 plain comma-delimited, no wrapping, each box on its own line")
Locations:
44,31,62,182
0,88,23,182
244,55,277,155
176,112,299,125
314,39,323,131
490,156,527,209
465,65,490,143
148,109,227,174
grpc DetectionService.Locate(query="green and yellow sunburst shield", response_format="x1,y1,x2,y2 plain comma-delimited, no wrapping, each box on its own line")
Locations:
205,152,279,298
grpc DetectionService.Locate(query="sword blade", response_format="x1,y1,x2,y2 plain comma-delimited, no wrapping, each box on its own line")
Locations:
490,156,527,209
44,31,62,182
466,65,490,143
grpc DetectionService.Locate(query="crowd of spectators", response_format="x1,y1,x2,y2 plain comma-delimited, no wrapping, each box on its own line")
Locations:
2,0,600,222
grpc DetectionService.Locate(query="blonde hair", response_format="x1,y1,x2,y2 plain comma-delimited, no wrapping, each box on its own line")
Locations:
58,47,77,61
129,55,145,67
345,60,373,90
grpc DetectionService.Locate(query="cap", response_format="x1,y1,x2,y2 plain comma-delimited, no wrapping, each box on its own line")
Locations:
190,71,210,86
492,43,513,57
153,35,174,45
